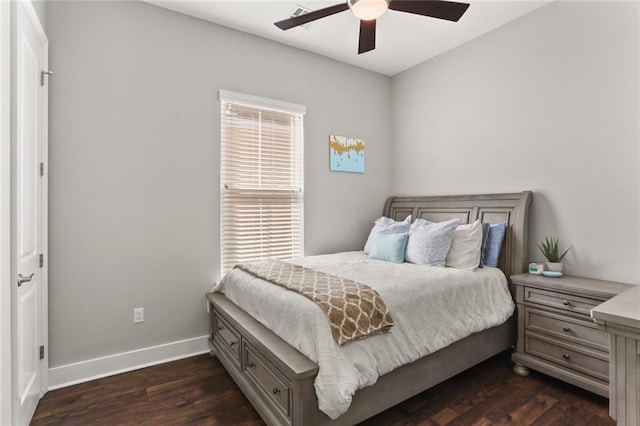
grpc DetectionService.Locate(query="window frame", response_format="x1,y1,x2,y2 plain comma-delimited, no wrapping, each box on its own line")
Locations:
219,90,306,274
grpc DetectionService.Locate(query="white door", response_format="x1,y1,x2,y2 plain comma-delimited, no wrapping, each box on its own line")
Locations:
13,1,48,424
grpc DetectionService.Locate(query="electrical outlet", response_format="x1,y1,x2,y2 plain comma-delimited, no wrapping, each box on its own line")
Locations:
133,307,144,323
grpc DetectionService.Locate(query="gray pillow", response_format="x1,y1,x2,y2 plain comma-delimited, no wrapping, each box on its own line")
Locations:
364,215,412,254
405,218,459,266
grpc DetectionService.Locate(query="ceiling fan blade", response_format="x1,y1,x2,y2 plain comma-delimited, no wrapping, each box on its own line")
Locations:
358,20,376,54
275,3,349,30
389,0,470,22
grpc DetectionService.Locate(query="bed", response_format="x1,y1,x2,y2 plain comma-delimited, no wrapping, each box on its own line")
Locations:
206,191,532,425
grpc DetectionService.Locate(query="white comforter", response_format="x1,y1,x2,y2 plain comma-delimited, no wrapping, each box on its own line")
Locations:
212,251,515,420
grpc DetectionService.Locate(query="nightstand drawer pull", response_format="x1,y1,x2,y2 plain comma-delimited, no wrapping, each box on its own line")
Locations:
229,340,237,346
562,326,570,332
248,361,255,368
562,300,570,306
562,353,570,360
272,387,280,395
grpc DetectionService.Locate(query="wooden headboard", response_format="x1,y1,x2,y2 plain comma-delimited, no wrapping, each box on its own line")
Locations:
383,191,533,282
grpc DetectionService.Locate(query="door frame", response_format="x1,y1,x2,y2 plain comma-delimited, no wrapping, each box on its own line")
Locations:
32,0,49,395
1,0,13,423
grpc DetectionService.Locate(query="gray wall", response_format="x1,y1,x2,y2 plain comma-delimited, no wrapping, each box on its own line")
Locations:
46,1,391,366
391,1,639,284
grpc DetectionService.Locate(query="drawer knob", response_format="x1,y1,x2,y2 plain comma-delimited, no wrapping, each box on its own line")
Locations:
272,387,280,395
562,326,570,332
217,325,223,331
248,362,255,368
562,300,570,306
562,353,570,360
229,340,237,347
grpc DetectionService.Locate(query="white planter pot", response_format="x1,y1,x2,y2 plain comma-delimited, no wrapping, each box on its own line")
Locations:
546,262,563,273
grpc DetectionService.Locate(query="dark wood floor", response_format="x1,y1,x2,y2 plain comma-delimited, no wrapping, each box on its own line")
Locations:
32,351,613,425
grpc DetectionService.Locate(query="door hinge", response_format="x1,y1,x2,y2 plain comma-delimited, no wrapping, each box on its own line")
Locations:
39,345,45,360
40,70,53,86
39,254,44,268
40,162,44,177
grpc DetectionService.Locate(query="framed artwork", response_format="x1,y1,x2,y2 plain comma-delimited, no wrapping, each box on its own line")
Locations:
329,135,365,173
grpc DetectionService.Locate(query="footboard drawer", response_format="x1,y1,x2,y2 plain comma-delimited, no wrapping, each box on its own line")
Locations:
244,342,291,417
214,312,241,364
208,293,319,426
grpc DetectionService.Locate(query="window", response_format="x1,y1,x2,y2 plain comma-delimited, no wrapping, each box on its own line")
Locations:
219,90,305,274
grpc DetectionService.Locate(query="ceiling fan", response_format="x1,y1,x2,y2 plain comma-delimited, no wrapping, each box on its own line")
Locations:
275,0,470,54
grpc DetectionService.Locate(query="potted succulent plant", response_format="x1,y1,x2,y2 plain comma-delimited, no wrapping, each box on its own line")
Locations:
537,237,572,273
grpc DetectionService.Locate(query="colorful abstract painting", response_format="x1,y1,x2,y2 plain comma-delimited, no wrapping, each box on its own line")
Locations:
329,135,365,173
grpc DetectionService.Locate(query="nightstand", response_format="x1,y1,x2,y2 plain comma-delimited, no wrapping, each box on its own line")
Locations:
511,273,632,397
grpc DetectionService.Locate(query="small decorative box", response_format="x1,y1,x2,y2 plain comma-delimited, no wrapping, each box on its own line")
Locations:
529,263,544,275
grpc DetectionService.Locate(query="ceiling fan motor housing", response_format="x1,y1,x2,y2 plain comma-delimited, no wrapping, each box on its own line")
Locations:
348,0,390,21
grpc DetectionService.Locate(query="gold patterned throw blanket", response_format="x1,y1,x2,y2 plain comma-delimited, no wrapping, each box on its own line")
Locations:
235,259,394,345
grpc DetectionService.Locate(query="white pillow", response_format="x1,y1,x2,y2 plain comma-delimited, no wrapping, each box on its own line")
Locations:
363,215,412,254
445,220,483,270
405,218,459,267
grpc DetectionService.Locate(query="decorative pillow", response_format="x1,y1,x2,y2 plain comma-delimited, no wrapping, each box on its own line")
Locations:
478,222,491,268
483,222,507,267
363,215,412,254
405,218,459,267
368,232,409,264
445,220,483,270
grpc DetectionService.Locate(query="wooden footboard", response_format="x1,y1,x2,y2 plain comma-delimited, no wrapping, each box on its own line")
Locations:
208,292,516,426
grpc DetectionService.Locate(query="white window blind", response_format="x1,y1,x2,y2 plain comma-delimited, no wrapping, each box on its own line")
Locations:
220,91,305,274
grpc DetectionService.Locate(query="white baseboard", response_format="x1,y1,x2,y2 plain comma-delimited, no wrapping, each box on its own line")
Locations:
48,335,212,391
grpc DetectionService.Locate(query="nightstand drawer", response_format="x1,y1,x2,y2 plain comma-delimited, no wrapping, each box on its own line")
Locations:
525,307,609,352
524,287,601,316
525,331,608,381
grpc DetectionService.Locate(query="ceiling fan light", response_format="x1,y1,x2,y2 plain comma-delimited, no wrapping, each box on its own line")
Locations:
348,0,388,21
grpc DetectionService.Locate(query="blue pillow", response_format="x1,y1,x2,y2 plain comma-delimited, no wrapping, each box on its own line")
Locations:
483,222,507,267
368,232,409,264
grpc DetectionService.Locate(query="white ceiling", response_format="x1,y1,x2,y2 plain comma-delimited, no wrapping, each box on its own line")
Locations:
144,0,552,76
